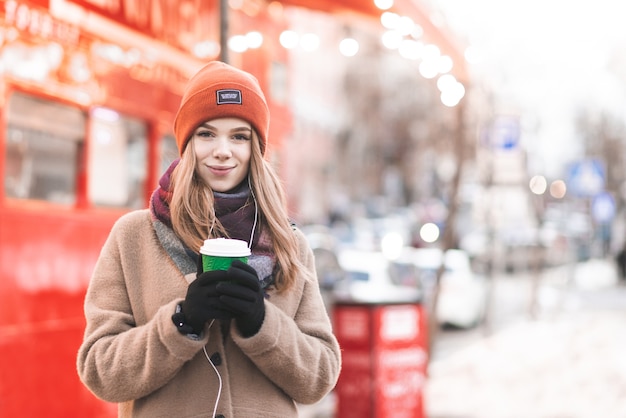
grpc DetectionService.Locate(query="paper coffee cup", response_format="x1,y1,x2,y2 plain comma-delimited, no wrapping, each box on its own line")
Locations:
200,238,251,272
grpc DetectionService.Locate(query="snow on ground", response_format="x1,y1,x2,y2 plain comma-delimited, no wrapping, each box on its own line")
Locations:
426,262,626,418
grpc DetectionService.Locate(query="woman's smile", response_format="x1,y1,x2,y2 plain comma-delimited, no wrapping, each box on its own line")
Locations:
208,165,234,176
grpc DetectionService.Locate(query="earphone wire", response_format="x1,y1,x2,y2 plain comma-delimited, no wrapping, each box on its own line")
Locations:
208,177,257,247
248,174,258,250
202,178,255,417
203,320,222,418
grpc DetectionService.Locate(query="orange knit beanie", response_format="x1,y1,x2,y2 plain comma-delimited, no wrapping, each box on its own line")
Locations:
174,61,270,155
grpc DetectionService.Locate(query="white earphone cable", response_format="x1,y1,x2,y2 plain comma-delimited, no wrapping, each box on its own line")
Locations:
202,177,256,418
247,175,258,249
203,320,222,418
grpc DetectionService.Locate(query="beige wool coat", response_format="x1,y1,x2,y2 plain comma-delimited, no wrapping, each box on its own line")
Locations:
77,210,341,418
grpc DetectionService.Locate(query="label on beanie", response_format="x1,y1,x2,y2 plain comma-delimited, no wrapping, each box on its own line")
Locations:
217,89,242,105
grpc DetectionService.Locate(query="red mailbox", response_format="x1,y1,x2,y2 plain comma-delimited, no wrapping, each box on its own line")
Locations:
334,302,429,418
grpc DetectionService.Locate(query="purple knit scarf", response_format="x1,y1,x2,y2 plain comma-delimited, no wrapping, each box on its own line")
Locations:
149,159,178,229
149,159,271,257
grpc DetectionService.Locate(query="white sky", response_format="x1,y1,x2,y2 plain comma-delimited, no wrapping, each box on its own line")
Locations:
431,0,626,177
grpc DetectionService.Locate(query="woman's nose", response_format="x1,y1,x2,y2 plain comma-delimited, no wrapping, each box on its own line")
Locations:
213,138,232,158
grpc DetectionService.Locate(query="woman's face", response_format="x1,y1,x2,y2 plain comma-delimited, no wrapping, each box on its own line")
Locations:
192,117,252,192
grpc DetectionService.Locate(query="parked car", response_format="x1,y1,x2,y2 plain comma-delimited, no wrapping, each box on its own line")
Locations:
302,225,347,315
405,247,487,328
334,248,422,304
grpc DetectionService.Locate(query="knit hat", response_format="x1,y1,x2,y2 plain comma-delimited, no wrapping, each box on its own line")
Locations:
174,61,270,155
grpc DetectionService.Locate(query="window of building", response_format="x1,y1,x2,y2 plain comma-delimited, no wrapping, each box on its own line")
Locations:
88,107,147,208
4,92,86,204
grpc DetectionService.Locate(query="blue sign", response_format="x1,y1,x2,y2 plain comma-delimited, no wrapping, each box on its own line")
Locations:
489,116,520,150
567,159,605,197
591,192,615,223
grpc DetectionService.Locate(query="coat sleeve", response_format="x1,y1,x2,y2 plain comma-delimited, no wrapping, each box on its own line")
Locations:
76,212,208,403
232,229,342,404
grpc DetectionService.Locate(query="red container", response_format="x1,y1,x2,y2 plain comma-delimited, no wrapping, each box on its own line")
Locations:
334,302,429,418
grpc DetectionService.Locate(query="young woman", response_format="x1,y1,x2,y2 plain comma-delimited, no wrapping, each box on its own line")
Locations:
77,61,341,418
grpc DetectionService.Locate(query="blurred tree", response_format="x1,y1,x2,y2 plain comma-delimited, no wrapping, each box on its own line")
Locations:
576,108,626,214
334,29,463,213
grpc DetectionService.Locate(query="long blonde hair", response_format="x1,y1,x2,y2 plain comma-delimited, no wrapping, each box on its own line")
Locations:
169,130,302,291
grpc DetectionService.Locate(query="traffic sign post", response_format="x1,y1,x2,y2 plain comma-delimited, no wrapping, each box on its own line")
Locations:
591,191,615,224
567,159,605,197
484,115,520,150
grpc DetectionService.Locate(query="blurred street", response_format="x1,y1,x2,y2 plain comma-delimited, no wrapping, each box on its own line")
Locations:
426,257,626,418
300,257,626,418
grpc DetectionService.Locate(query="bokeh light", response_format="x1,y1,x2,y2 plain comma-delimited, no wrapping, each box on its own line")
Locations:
374,0,394,10
398,39,423,60
245,31,263,49
339,38,359,57
420,222,440,243
380,12,400,30
550,179,567,198
529,175,548,195
228,34,248,52
279,30,299,49
382,30,403,50
381,232,404,259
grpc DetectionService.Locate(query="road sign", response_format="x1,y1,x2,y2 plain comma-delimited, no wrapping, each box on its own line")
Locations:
489,116,520,150
567,159,605,197
592,192,615,223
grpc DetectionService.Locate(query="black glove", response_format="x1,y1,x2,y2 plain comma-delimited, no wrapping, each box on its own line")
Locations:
177,267,234,335
216,260,266,338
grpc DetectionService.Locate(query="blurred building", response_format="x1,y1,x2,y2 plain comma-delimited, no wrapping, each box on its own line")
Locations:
0,1,480,416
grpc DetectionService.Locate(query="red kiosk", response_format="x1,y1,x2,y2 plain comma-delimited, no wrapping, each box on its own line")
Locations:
334,301,429,418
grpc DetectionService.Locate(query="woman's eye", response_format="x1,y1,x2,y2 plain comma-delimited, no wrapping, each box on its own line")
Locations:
233,134,250,141
195,130,213,138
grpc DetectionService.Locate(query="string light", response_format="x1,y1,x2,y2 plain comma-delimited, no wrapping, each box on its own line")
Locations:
279,30,299,49
339,38,359,57
374,0,394,10
236,2,464,104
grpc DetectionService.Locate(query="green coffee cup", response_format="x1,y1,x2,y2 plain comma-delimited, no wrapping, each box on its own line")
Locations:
200,238,251,272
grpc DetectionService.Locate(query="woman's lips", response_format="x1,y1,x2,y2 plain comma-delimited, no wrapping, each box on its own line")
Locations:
209,166,233,176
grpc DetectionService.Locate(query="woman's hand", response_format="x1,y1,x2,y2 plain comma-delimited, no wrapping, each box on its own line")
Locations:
179,269,234,334
217,260,266,337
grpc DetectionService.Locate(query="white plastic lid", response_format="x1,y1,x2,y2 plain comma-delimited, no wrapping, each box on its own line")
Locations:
199,238,251,257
